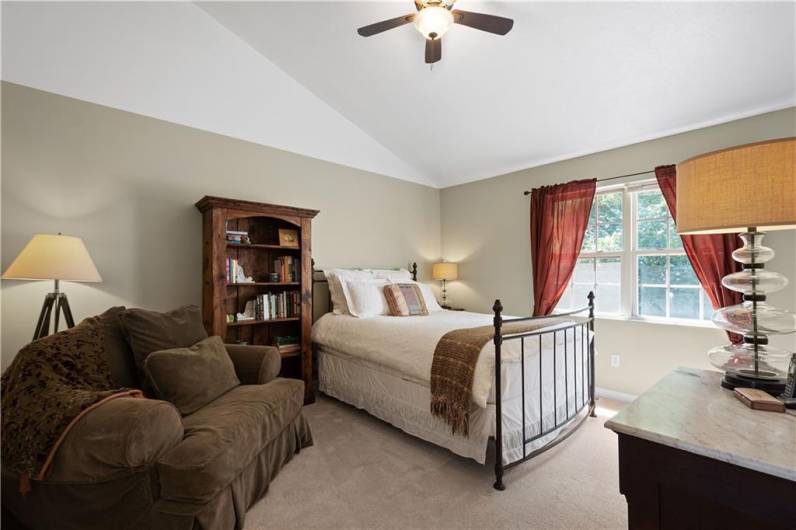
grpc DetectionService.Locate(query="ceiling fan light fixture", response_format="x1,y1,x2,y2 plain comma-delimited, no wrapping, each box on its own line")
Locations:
414,6,453,39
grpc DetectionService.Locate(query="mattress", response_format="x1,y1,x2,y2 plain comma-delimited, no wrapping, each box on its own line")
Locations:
312,311,593,464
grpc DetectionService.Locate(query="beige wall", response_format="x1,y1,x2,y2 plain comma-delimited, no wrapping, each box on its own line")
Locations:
441,108,796,396
1,83,441,367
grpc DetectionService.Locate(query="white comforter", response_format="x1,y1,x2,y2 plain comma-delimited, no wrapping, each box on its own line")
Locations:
311,311,577,409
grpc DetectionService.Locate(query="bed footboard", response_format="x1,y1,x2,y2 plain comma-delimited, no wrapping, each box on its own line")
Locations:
492,292,596,491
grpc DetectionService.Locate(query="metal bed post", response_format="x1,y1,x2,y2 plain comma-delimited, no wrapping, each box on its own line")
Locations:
588,291,596,417
492,299,505,491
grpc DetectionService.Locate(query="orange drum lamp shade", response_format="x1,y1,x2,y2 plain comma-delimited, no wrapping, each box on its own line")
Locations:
2,234,102,340
675,137,796,392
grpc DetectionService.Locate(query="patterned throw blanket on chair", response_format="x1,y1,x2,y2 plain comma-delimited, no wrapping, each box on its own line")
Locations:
430,317,566,437
1,316,141,492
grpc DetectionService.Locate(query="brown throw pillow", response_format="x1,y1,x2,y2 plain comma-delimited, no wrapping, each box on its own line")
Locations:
119,305,208,384
144,336,239,415
384,284,429,316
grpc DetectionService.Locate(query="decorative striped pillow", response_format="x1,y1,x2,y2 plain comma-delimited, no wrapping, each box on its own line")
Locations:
384,284,429,316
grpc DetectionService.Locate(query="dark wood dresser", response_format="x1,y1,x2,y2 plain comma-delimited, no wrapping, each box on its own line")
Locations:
606,368,796,530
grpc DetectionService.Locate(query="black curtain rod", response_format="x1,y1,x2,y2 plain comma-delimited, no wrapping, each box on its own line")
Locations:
522,169,655,196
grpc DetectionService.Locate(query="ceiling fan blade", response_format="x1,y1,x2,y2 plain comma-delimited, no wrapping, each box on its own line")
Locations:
452,10,513,35
357,14,414,37
425,38,441,64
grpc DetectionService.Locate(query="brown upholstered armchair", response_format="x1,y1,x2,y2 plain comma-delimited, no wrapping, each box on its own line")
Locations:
1,309,312,530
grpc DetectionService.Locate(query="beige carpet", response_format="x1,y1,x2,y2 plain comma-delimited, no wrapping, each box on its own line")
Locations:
244,396,628,530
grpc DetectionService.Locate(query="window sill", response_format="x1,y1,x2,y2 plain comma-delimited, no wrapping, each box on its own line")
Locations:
594,313,717,329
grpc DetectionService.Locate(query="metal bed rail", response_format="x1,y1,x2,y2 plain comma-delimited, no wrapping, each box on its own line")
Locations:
492,292,596,490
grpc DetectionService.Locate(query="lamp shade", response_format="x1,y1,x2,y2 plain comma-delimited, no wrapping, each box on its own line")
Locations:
432,262,458,281
676,137,796,234
2,234,102,282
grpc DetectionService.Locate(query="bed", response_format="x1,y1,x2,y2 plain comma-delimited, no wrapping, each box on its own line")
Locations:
311,263,595,490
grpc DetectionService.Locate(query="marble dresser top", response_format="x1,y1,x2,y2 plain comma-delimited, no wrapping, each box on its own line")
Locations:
605,367,796,481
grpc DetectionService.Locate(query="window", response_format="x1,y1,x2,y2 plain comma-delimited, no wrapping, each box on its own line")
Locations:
557,183,712,323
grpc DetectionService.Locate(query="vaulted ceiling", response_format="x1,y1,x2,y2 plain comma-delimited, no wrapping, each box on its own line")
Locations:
4,2,795,188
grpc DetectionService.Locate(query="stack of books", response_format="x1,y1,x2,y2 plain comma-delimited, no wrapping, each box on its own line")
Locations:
226,258,252,284
273,256,300,283
226,229,251,245
252,291,301,320
275,335,300,356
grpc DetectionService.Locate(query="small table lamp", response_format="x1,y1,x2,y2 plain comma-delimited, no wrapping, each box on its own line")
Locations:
2,234,102,340
432,261,458,308
677,137,796,392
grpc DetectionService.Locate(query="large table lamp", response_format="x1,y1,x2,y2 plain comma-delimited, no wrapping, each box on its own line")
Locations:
2,234,102,340
432,261,458,308
677,137,796,392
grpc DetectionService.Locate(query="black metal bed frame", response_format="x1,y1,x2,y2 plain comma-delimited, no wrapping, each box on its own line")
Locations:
311,261,596,491
491,291,596,490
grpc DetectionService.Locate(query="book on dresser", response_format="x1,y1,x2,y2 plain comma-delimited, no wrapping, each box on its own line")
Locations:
195,196,319,403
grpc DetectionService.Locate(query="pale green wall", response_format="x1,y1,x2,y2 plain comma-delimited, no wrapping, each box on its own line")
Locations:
440,108,796,396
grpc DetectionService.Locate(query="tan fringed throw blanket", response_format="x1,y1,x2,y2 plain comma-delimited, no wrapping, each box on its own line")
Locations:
1,317,142,492
430,317,566,437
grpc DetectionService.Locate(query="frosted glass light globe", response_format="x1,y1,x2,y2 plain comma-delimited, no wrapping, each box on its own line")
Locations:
414,6,454,39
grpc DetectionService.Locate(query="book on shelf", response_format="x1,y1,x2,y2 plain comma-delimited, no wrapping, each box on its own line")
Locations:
273,256,300,283
225,228,251,245
275,335,300,355
249,291,301,321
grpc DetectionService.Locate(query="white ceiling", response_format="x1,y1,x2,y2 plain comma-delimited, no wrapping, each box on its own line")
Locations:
200,1,796,187
3,2,795,189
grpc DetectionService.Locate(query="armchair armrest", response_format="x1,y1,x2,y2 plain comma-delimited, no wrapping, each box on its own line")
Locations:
46,397,183,483
225,344,281,384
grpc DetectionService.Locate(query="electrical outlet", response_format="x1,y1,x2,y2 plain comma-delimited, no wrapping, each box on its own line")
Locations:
610,354,621,368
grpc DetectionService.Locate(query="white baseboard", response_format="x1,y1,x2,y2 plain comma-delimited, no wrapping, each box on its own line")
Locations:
596,387,637,403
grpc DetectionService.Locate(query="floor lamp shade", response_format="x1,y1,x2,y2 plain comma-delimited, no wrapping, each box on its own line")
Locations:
2,234,102,341
675,137,796,392
2,234,102,282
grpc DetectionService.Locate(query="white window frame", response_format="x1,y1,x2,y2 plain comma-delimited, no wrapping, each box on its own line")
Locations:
557,180,713,326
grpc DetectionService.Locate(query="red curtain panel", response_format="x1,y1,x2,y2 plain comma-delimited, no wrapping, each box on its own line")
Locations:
655,165,743,342
530,179,597,316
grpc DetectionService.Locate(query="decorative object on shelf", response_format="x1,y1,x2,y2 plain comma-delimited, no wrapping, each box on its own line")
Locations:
2,233,102,340
432,261,458,308
278,228,300,248
677,137,796,392
225,229,251,245
226,257,254,284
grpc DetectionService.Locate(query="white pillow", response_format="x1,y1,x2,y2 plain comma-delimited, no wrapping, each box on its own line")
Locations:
369,269,412,281
342,279,390,318
324,269,374,315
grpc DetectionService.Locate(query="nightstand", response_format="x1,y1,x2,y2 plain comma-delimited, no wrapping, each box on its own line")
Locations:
441,306,465,311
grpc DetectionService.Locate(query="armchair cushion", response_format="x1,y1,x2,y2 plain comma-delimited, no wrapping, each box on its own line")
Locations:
119,305,207,384
46,397,183,483
225,343,281,384
156,379,304,504
144,336,240,415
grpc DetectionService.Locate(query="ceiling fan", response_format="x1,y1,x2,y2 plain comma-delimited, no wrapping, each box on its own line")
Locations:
357,0,514,64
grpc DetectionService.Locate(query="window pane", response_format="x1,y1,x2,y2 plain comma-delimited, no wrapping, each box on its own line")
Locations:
596,257,621,283
637,190,668,220
597,223,623,251
572,258,594,283
581,223,596,253
597,192,623,224
668,219,683,249
639,286,666,317
671,288,700,319
638,256,666,284
596,284,621,313
573,284,593,308
670,255,699,285
702,291,714,320
637,220,668,249
557,287,573,311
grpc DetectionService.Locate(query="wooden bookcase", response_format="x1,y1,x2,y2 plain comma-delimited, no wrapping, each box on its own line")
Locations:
195,196,319,402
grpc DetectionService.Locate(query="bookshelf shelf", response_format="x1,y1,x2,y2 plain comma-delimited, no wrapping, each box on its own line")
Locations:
226,282,300,287
227,317,301,327
196,195,319,404
227,243,301,251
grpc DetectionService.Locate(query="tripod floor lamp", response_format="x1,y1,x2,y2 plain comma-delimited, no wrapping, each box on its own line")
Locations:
2,234,102,341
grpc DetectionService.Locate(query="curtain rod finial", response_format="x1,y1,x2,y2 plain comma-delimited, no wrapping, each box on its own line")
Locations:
523,190,531,196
